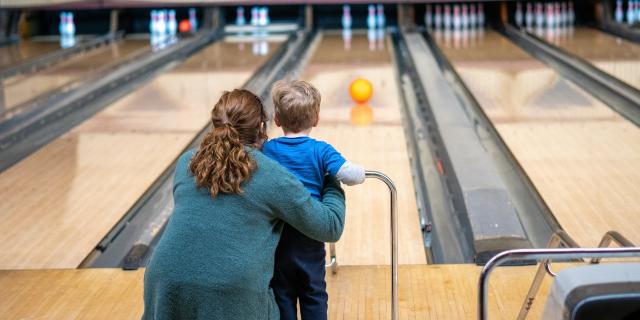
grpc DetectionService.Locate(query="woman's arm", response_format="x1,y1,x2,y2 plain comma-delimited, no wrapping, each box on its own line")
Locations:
269,173,346,243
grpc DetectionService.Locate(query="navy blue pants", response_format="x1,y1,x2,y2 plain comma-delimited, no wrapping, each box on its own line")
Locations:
271,224,328,320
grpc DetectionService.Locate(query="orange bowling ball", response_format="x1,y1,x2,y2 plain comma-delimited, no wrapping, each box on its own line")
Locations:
349,78,373,103
179,20,191,33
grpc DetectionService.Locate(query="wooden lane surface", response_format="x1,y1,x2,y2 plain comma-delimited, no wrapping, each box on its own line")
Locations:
267,33,426,265
551,27,640,91
1,39,150,111
0,40,61,71
0,39,281,269
0,264,573,319
436,30,640,248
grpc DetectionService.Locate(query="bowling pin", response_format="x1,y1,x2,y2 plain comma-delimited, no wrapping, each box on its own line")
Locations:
342,4,352,30
628,0,636,25
59,12,66,36
251,7,258,26
453,5,461,30
461,4,469,29
367,5,377,29
515,2,523,27
259,7,267,26
469,4,477,29
168,10,177,36
444,5,452,30
434,5,443,29
568,2,575,25
377,4,385,28
67,12,75,37
425,5,432,29
478,3,485,27
526,2,534,29
535,2,544,28
189,8,198,32
236,7,246,26
615,0,624,23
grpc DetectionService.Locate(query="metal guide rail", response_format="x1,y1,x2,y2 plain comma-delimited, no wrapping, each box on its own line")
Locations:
480,230,638,320
326,170,399,320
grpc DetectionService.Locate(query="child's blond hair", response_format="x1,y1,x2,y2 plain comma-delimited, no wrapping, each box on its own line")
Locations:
271,80,321,133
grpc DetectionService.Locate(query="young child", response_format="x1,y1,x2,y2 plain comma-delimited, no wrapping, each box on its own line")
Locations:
264,80,365,320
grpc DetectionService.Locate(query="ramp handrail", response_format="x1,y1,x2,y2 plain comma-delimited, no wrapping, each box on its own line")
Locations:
516,230,582,320
591,231,636,264
325,170,398,320
479,246,640,320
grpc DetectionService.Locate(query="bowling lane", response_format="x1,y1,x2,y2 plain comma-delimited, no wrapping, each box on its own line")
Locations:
435,30,640,247
1,39,149,115
0,38,283,269
271,32,426,265
0,40,62,71
550,27,640,91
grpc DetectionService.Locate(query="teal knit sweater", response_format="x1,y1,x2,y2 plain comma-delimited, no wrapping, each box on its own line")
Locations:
142,148,346,320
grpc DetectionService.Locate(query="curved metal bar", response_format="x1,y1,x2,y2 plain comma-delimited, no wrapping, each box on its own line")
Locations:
591,231,636,264
365,170,398,320
516,230,581,320
543,260,557,277
479,247,640,320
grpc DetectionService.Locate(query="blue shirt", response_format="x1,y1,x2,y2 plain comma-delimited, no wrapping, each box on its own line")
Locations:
262,137,346,199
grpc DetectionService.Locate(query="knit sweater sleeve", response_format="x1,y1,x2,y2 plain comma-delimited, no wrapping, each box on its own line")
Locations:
262,156,346,243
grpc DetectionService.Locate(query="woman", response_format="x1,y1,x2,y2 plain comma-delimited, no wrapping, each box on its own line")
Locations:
142,89,345,320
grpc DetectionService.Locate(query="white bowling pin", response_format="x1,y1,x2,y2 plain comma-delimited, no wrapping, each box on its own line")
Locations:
526,3,534,28
259,7,266,26
536,2,544,28
342,5,352,29
469,4,477,28
568,2,575,25
435,5,443,29
478,3,485,27
377,4,386,28
461,4,469,29
189,8,198,31
59,12,66,36
251,7,258,26
168,10,177,36
546,3,554,28
453,5,461,30
67,12,75,36
236,7,246,26
515,2,523,26
616,0,624,23
444,5,452,29
628,0,636,25
425,5,433,29
367,5,377,29
555,3,563,27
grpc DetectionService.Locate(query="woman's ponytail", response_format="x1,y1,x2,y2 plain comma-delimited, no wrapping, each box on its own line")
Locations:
189,90,267,198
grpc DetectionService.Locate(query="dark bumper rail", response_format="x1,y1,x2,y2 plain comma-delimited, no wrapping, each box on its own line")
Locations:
0,32,123,79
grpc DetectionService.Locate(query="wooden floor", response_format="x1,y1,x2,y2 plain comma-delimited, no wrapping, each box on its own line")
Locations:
0,263,570,319
0,39,281,269
2,39,149,111
437,30,640,248
552,27,640,91
267,33,426,265
0,40,61,70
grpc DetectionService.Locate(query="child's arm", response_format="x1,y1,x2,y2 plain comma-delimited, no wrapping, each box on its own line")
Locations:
321,142,366,186
336,161,365,186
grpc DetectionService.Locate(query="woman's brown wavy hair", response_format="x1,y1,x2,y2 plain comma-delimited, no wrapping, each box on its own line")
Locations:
189,89,268,197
